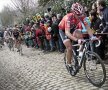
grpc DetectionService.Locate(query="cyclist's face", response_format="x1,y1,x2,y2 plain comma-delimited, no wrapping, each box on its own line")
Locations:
74,14,79,20
76,13,85,20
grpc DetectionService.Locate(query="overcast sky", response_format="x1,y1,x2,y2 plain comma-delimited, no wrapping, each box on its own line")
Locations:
0,0,13,12
0,0,38,12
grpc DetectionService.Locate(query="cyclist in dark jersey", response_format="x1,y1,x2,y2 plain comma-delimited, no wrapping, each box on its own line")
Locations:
13,27,21,52
13,28,19,40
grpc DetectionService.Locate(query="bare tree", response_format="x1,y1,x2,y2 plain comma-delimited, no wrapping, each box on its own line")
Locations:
0,6,15,26
11,0,38,17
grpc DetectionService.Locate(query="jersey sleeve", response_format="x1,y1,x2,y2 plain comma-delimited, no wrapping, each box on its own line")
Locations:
83,19,88,26
65,19,71,30
76,22,82,30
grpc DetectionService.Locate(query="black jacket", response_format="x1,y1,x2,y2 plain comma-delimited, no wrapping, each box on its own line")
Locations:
102,7,108,33
91,17,102,32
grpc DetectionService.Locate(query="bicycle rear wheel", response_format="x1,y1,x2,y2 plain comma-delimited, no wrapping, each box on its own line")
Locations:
83,51,106,87
8,40,12,51
19,44,23,55
8,38,14,51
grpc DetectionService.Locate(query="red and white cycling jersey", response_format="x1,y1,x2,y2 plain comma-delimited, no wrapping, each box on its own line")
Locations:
59,13,88,32
59,13,78,31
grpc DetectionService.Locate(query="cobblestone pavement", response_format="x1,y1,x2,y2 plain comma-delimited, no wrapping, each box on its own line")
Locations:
0,46,108,90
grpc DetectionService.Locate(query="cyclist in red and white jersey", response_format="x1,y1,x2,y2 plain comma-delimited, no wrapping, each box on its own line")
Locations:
59,2,96,74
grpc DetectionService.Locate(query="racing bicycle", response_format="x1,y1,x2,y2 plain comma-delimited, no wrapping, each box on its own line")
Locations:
64,39,106,87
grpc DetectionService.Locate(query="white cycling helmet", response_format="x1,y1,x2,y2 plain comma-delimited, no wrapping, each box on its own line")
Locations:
71,2,84,15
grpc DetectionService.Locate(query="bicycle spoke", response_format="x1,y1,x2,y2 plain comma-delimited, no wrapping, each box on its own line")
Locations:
84,51,106,87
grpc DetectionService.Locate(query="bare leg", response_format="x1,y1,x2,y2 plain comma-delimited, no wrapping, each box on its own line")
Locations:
63,39,72,64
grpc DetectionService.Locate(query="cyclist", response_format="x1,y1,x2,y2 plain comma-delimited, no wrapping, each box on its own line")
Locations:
0,29,4,44
59,2,96,75
3,28,12,46
13,26,21,52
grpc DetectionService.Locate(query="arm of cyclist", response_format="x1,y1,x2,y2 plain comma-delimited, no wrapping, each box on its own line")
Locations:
65,30,78,41
65,19,78,42
82,18,95,37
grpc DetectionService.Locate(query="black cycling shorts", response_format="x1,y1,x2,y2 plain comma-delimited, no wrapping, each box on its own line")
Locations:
59,30,68,42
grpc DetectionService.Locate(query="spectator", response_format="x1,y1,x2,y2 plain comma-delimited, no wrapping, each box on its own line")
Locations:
90,9,105,59
96,0,108,59
57,14,65,53
96,0,108,33
84,6,89,17
35,23,44,50
24,24,31,47
51,14,60,51
40,18,50,52
90,10,102,32
44,20,53,51
92,2,97,12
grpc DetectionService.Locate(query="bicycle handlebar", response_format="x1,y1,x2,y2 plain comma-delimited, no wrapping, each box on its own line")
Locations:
95,39,101,47
83,33,108,35
83,38,101,47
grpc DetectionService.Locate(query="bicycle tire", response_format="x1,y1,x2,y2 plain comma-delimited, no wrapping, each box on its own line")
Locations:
83,51,106,87
8,41,12,51
8,38,14,51
19,45,23,55
64,49,78,76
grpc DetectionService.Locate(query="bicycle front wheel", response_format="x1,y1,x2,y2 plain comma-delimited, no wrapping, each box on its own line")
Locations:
83,51,106,87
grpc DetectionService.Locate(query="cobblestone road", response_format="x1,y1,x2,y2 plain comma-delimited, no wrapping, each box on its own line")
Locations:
0,46,108,90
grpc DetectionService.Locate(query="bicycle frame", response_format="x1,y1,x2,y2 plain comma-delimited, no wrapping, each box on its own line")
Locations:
70,39,106,87
73,40,94,69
